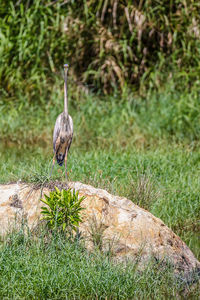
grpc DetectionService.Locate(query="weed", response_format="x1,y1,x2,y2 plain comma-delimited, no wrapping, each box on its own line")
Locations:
88,214,108,251
125,172,160,210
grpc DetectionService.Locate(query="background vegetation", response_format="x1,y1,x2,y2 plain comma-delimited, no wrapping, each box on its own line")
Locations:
1,0,200,98
0,0,200,298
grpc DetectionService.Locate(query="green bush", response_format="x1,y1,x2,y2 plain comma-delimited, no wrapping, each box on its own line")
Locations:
40,187,85,232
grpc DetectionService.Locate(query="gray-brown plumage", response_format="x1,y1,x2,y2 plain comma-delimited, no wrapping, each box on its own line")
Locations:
50,64,73,179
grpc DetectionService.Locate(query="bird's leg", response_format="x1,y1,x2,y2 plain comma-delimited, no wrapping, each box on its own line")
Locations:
49,154,56,177
65,152,68,180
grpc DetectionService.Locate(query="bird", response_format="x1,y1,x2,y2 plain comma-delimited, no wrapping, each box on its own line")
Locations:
50,64,73,179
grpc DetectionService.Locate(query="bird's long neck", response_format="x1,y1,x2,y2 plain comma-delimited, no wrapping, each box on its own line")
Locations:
64,70,68,116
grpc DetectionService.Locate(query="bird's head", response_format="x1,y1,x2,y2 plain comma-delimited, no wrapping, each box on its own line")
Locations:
64,64,69,72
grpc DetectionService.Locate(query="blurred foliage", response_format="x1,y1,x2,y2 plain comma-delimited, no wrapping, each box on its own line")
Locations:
0,0,200,100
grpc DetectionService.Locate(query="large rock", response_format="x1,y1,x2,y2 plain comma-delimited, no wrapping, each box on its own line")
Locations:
0,182,199,279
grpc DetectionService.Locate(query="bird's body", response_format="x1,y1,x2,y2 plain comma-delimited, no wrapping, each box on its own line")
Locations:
53,112,73,166
51,64,73,179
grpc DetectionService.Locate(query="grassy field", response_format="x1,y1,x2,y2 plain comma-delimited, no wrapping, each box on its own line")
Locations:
0,230,191,299
0,87,200,298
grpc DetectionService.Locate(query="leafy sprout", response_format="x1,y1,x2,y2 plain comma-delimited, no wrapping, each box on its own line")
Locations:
41,187,85,232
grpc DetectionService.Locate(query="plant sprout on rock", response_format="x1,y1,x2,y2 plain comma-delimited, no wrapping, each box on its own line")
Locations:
40,187,85,232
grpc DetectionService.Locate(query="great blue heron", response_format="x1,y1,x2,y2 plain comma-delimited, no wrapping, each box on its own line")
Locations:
50,64,73,179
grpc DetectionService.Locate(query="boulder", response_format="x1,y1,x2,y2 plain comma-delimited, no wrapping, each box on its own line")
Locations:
0,182,199,279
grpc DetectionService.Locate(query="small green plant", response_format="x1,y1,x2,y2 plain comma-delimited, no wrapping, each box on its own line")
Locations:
41,187,85,232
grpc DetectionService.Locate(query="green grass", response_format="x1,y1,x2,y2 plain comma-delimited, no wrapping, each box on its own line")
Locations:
0,230,198,299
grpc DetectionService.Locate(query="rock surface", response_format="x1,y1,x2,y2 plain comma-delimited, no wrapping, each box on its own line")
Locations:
0,182,199,278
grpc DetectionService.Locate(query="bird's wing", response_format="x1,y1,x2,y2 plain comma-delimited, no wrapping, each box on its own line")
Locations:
53,114,62,152
68,115,73,135
67,132,73,151
67,115,73,151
